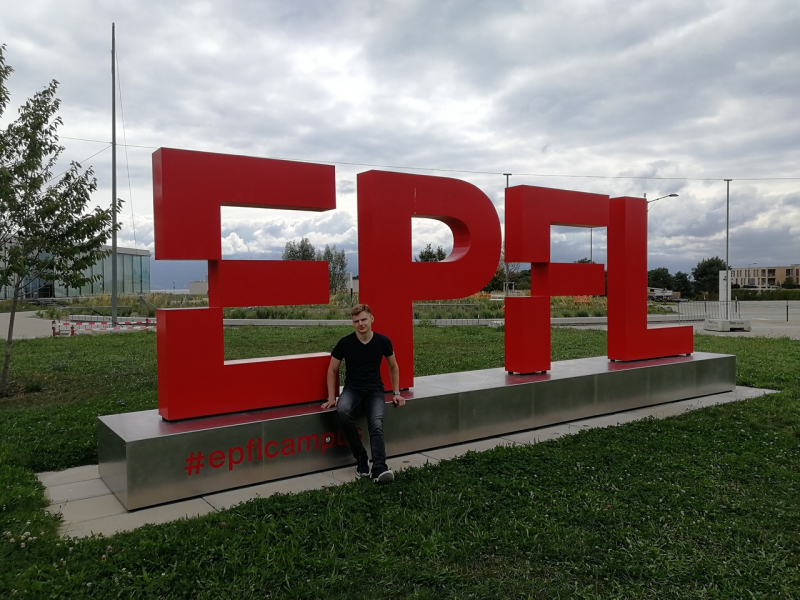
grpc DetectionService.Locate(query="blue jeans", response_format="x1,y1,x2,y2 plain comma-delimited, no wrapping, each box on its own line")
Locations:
336,387,387,468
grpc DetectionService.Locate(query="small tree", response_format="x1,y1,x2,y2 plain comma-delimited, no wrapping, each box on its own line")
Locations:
416,243,446,262
317,244,348,294
500,240,521,288
281,237,316,261
691,256,728,296
282,237,347,294
0,45,118,394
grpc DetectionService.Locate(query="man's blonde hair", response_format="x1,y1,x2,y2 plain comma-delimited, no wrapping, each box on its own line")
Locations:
350,304,372,316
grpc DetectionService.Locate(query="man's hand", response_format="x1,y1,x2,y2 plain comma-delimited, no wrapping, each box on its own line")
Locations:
392,393,406,407
321,399,337,410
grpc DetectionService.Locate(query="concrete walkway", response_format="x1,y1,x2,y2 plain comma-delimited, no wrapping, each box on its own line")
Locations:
39,385,774,539
693,318,800,340
0,311,54,339
570,319,800,340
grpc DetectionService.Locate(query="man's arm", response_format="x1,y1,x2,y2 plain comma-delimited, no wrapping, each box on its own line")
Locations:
321,356,342,409
387,354,405,407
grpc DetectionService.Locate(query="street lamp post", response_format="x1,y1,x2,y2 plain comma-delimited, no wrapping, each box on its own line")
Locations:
646,193,679,211
645,193,680,247
645,194,679,292
503,174,511,294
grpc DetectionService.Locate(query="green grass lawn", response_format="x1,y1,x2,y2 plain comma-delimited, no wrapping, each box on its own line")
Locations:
0,300,40,313
1,327,798,598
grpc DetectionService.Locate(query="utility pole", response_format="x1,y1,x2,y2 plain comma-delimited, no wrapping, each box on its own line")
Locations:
724,179,732,320
503,174,511,294
111,23,118,325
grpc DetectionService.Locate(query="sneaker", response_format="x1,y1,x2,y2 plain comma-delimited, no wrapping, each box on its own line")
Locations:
371,464,395,483
356,455,370,477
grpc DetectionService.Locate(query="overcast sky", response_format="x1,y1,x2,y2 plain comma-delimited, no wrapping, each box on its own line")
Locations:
2,0,798,287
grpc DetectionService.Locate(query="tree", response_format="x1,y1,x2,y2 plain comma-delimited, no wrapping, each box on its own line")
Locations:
282,237,348,294
316,244,348,293
691,256,728,296
575,257,594,264
783,276,795,289
647,267,673,290
672,271,693,298
500,240,522,289
0,45,117,395
416,243,446,262
482,265,505,292
515,269,531,290
281,237,316,261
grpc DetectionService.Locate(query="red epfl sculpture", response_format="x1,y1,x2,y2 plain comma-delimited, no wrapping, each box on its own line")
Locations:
153,148,693,421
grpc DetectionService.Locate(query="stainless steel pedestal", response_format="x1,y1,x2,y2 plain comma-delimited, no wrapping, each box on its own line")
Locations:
99,352,735,509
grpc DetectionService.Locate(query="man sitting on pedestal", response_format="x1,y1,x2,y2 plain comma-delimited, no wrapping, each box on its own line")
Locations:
321,303,405,483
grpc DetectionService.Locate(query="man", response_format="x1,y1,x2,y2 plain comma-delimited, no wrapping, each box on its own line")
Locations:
321,304,405,483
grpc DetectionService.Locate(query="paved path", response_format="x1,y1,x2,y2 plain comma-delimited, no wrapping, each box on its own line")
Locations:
693,319,800,340
40,386,773,539
569,319,800,340
7,310,800,341
0,311,54,339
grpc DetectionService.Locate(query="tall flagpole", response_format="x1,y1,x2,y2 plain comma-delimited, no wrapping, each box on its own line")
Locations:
111,23,118,325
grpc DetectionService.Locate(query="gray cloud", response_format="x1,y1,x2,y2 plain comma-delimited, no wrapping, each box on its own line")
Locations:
2,0,798,287
336,179,355,194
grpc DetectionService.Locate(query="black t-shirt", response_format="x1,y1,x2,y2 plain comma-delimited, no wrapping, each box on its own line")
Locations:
331,332,394,391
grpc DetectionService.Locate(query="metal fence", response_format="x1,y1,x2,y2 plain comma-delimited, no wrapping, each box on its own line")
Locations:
676,301,740,322
677,300,800,322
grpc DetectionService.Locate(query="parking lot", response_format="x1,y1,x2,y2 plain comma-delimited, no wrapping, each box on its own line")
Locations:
674,300,800,340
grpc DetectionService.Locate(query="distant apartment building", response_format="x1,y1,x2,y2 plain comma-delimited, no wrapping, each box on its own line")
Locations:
0,245,151,300
730,264,799,288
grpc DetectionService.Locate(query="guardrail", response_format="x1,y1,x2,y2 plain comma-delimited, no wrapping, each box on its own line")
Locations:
52,319,156,336
676,301,741,322
676,300,800,322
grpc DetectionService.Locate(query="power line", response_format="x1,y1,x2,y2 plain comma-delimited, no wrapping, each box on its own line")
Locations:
58,136,800,181
45,144,111,185
62,136,157,149
116,47,138,250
